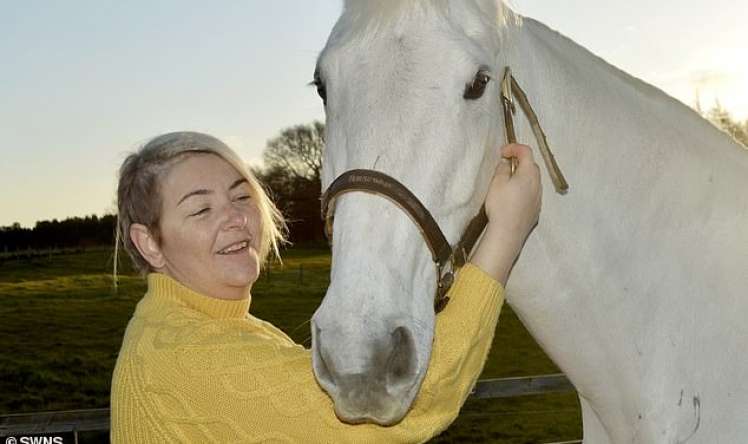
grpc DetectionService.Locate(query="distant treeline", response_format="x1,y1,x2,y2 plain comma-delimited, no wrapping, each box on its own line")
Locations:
0,215,116,253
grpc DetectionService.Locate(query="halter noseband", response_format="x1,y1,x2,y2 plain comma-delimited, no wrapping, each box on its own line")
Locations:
320,67,569,314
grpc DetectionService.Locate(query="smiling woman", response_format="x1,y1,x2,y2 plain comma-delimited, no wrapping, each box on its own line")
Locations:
114,132,285,281
109,131,542,443
131,153,263,300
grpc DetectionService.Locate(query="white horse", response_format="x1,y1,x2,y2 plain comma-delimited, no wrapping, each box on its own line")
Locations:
310,1,748,442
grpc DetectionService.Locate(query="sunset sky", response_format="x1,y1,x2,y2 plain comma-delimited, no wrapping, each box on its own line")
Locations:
1,1,746,227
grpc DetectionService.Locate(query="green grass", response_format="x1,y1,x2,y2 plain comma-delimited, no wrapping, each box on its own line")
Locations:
0,247,581,443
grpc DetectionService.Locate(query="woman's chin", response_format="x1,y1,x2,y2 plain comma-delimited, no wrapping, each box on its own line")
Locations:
217,255,259,287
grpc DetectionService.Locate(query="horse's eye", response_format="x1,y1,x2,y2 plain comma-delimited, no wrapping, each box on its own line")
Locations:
312,69,327,106
463,70,491,100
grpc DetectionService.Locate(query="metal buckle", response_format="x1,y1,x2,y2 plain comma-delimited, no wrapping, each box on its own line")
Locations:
434,255,456,313
501,67,516,115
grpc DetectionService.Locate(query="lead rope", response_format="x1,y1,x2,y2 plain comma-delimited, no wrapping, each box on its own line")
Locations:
451,67,569,271
502,67,569,193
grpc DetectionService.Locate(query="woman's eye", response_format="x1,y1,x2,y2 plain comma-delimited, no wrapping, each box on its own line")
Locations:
191,208,210,217
235,194,251,201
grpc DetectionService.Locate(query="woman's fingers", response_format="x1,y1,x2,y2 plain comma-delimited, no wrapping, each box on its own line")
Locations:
494,157,513,180
500,143,535,170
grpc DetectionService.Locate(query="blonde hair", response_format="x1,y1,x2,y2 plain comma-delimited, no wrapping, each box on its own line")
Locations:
115,131,286,277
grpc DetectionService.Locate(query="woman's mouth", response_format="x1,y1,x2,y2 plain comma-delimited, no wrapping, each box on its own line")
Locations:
217,240,250,255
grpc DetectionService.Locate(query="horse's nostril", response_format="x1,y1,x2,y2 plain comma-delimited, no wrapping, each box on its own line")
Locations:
386,326,417,391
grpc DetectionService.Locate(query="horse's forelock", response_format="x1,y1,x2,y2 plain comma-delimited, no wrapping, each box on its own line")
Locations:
340,0,512,36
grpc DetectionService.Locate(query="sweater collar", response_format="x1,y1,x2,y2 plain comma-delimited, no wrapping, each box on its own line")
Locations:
146,273,251,319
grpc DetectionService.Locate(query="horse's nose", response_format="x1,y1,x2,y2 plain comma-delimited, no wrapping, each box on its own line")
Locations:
311,322,418,425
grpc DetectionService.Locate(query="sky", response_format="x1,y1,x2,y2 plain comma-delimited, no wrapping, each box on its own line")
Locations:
1,1,746,228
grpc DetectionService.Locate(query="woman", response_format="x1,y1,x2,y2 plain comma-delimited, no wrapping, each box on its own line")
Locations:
110,131,541,443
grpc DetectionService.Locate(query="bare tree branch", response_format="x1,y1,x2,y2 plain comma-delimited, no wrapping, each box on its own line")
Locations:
263,121,325,180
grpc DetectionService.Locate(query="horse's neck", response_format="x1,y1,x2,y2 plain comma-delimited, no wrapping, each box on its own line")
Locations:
503,15,747,308
500,14,748,407
507,17,747,167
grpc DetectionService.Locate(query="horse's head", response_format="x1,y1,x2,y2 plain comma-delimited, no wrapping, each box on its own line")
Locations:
311,0,517,425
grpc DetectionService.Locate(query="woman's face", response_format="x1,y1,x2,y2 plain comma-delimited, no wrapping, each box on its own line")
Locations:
154,153,262,299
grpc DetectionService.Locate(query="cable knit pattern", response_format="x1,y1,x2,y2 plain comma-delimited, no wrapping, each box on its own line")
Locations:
111,263,504,443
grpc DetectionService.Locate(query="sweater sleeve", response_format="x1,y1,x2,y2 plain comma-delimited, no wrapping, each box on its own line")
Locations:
113,263,503,444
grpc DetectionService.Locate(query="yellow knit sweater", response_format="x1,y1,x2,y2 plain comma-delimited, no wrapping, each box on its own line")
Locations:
110,263,504,443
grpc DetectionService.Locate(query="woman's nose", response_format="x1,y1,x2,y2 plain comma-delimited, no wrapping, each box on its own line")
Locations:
222,204,248,230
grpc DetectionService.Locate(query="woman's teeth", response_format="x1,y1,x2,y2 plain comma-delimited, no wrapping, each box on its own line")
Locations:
218,241,249,255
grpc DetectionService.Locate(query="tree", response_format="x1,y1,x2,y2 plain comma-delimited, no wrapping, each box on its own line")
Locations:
263,121,324,183
258,122,326,243
703,102,748,148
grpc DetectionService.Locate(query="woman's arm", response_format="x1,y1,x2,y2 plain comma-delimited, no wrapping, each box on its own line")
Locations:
110,265,502,444
471,143,542,286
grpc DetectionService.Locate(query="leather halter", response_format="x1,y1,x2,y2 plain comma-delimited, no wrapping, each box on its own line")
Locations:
320,67,568,314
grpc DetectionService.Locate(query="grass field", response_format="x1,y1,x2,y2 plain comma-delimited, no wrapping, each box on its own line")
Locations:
0,247,581,443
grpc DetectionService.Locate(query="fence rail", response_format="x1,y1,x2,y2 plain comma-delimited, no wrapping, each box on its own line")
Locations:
0,407,109,436
0,374,577,442
471,373,575,399
0,247,88,262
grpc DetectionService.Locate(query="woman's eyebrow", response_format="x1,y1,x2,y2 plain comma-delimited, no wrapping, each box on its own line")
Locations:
229,177,248,190
177,189,211,207
177,178,248,207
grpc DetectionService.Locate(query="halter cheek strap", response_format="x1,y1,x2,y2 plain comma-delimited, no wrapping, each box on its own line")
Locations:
320,170,483,313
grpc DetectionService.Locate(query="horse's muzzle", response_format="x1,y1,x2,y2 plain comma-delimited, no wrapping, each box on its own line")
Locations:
312,322,419,425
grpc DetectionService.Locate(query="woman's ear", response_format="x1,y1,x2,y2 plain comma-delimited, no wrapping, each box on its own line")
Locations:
130,223,166,269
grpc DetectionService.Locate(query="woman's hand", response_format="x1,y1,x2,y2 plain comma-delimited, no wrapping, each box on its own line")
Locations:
470,143,542,286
